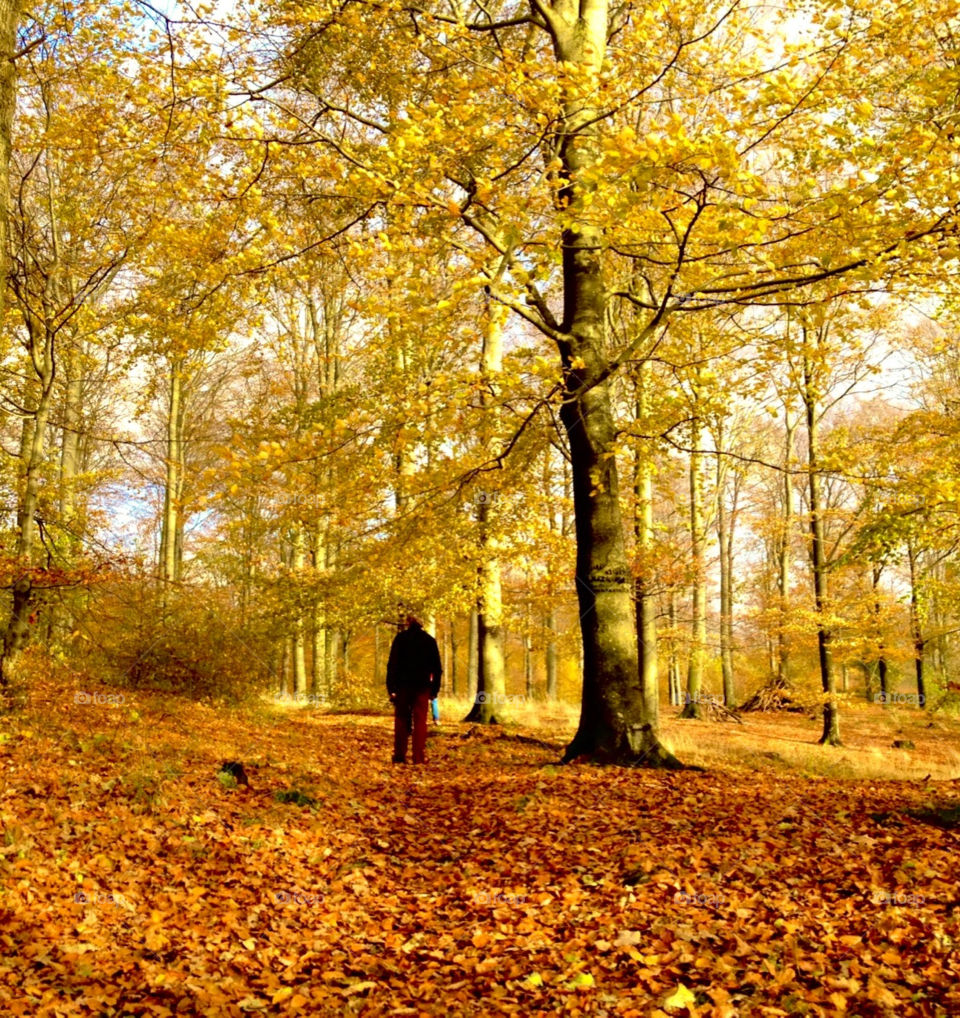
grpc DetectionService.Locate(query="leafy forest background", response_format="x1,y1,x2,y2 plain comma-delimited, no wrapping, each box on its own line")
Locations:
0,0,959,762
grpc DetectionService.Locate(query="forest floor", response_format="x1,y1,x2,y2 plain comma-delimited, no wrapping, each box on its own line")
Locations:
3,670,960,1016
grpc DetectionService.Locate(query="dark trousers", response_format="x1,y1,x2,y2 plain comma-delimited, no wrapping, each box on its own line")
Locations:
393,688,430,763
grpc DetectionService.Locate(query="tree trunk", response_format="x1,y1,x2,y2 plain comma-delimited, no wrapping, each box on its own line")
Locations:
777,416,798,685
467,609,478,701
667,590,682,706
0,0,22,330
545,609,558,700
633,362,660,729
374,624,382,694
718,492,735,706
680,412,706,719
464,298,506,724
1,319,54,688
804,332,840,745
907,543,926,708
312,525,326,699
291,521,307,695
872,563,888,705
544,443,559,701
524,630,534,700
449,617,458,695
339,629,349,677
159,358,184,593
49,353,82,644
516,0,678,765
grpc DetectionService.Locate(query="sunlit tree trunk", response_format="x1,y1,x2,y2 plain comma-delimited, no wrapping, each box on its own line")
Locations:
291,521,307,695
544,442,560,701
48,345,88,645
0,0,22,330
716,455,736,707
467,609,478,700
311,542,331,698
633,362,660,727
680,411,706,719
524,629,534,700
667,588,681,706
159,357,184,594
465,298,506,723
545,609,558,700
374,623,383,692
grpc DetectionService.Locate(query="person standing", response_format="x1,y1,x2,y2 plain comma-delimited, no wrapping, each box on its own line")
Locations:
386,614,442,764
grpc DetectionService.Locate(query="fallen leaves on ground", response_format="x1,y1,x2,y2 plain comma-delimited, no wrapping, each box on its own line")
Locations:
1,678,959,1016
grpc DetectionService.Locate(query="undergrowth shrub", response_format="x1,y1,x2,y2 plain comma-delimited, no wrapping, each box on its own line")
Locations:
77,580,274,703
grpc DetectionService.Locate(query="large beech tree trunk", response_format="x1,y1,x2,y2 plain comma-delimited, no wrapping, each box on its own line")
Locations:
560,374,676,765
538,0,677,766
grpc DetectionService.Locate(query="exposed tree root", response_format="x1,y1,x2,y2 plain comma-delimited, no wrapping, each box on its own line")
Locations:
561,724,692,769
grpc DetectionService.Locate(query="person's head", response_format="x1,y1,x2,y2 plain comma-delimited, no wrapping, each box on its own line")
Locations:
405,613,423,630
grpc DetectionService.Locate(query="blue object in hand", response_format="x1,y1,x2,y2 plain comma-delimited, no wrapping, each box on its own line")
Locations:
430,698,440,724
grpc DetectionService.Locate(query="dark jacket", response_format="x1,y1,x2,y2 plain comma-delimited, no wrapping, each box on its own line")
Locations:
386,623,442,699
